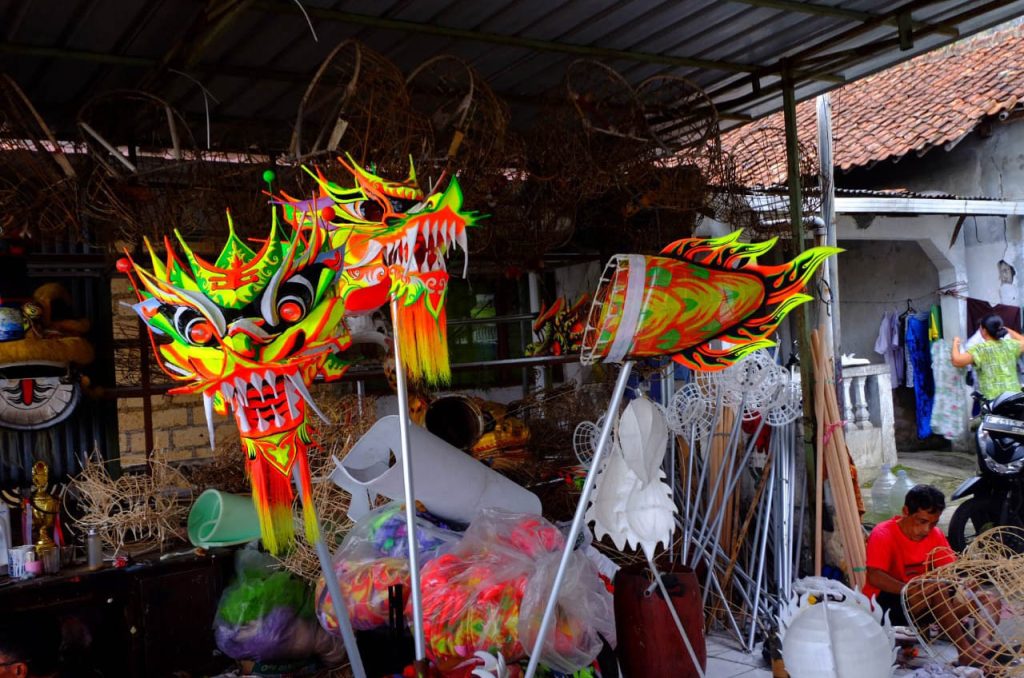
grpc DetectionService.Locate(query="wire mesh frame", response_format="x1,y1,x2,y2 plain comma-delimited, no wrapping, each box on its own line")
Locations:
290,39,427,174
76,90,198,179
636,74,719,158
0,74,82,238
406,54,510,174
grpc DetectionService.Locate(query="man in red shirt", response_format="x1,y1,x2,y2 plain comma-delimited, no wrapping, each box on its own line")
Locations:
865,484,1002,666
864,485,956,614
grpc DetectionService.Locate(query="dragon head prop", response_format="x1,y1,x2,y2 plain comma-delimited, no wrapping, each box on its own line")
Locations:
118,211,350,553
279,156,481,386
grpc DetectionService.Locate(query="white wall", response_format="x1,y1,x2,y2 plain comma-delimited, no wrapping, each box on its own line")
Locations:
876,120,1024,310
833,238,940,362
836,213,967,345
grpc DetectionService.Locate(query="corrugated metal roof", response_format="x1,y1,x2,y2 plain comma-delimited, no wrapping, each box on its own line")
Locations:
2,0,1024,153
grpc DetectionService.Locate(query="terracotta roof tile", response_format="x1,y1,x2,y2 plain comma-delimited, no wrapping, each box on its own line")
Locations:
722,24,1024,183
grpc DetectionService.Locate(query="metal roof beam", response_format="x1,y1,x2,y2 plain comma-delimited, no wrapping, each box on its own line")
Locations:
0,41,308,84
136,0,256,91
254,0,759,74
729,0,959,37
0,41,154,67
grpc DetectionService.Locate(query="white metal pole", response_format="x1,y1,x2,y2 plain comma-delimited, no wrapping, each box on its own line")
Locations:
523,361,634,678
293,466,366,678
389,297,427,667
646,553,707,678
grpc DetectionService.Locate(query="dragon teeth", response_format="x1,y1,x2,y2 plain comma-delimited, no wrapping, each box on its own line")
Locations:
250,372,262,398
220,381,235,403
457,228,469,277
287,373,330,424
264,370,276,390
236,409,251,433
285,383,300,420
273,410,285,428
203,392,216,451
257,415,269,433
406,224,418,253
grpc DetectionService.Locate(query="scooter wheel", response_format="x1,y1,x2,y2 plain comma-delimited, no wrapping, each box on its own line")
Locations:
948,497,998,552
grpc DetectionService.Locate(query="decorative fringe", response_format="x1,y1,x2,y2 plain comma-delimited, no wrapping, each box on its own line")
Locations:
397,298,450,387
295,449,320,544
246,454,298,555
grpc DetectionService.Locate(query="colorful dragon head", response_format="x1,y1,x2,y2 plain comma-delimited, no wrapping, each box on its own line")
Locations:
279,156,481,386
118,211,349,553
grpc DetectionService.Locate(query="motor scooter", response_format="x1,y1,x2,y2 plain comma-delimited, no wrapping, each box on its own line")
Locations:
948,391,1024,551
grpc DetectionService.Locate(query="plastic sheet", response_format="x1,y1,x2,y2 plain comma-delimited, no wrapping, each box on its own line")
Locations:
418,510,614,675
214,549,343,665
316,502,459,633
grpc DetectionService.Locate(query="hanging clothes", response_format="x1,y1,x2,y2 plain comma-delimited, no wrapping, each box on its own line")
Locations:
966,297,1021,334
874,311,905,388
906,314,935,439
930,339,966,441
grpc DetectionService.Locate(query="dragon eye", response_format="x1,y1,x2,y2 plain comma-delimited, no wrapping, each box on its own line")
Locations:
278,299,304,323
171,308,217,346
271,273,316,326
187,319,215,345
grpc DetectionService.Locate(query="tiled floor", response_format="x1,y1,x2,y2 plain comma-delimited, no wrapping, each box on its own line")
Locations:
704,630,961,677
704,634,771,677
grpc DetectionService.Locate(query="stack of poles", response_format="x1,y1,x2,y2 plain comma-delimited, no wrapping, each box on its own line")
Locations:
675,378,801,651
810,327,866,589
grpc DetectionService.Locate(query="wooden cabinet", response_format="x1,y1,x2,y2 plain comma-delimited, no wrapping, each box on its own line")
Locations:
0,551,234,677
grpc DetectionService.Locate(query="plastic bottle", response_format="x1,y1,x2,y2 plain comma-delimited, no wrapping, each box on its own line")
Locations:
871,464,897,516
87,529,103,571
889,469,916,516
0,503,10,575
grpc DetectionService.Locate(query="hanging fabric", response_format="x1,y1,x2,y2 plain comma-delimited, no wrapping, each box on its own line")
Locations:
930,339,966,441
906,314,935,439
874,311,904,388
899,300,916,389
966,297,1021,333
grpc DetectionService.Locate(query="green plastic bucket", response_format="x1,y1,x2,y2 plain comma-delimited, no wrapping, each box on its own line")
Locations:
187,489,261,548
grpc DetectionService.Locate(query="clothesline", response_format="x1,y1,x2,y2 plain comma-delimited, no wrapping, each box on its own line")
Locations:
842,294,937,305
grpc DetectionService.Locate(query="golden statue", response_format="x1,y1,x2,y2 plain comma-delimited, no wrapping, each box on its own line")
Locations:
30,461,58,550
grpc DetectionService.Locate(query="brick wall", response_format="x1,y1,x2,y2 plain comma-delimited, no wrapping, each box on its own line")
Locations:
117,395,240,466
111,274,239,467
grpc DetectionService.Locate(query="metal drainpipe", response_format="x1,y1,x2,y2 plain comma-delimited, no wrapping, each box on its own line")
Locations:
782,71,820,575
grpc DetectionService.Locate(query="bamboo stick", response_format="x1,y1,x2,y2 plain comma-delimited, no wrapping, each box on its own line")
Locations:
811,328,867,589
